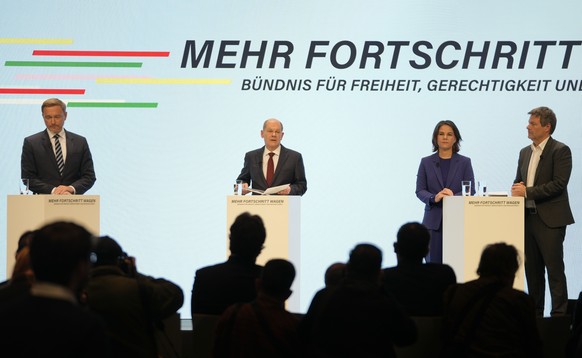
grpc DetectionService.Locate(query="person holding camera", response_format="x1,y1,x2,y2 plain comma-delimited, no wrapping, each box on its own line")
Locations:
85,236,184,358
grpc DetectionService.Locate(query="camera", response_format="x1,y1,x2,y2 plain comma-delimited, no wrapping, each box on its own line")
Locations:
117,252,136,277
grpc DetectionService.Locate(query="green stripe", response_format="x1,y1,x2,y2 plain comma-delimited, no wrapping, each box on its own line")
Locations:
68,102,158,108
5,61,142,68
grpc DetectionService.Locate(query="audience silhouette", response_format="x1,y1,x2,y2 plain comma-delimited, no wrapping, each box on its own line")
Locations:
382,222,456,316
1,215,568,358
213,258,300,357
441,242,542,357
301,243,417,357
192,212,266,315
85,236,184,358
0,221,111,358
323,262,346,288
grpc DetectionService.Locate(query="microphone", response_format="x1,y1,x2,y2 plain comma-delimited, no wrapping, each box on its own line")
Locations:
540,155,544,160
435,162,440,168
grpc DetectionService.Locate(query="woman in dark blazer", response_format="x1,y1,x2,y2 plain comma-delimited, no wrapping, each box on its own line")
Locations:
416,120,474,263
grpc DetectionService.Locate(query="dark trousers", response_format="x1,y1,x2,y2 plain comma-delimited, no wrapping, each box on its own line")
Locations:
427,229,442,264
525,211,568,316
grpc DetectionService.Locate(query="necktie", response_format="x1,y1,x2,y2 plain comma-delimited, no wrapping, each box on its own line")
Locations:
54,134,64,176
266,152,275,187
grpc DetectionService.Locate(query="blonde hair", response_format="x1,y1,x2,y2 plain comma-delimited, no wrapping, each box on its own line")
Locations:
41,98,67,113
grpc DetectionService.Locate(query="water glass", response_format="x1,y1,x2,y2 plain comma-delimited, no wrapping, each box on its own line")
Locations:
478,180,487,196
20,178,31,195
234,180,243,195
461,181,471,196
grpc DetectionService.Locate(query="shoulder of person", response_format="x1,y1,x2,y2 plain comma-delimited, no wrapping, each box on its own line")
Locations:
452,152,472,161
24,130,49,141
421,153,439,161
195,260,229,274
64,130,88,141
547,137,570,151
280,145,302,156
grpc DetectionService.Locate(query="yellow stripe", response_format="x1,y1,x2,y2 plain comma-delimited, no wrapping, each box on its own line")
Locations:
96,78,231,85
0,38,73,44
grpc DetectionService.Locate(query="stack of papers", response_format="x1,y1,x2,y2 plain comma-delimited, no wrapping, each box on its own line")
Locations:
246,184,290,195
487,191,509,197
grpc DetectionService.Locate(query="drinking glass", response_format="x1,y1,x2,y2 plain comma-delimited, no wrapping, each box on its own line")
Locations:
461,181,471,196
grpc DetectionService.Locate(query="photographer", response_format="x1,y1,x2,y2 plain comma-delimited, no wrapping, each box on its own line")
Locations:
85,236,184,358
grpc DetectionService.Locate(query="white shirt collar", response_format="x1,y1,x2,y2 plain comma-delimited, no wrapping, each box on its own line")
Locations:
47,128,66,139
263,146,281,157
31,281,77,304
530,136,549,152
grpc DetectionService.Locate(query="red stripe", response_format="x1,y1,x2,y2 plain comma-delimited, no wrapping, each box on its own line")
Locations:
33,50,170,57
0,88,85,94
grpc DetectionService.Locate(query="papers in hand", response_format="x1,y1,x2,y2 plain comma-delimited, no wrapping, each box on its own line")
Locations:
246,184,290,195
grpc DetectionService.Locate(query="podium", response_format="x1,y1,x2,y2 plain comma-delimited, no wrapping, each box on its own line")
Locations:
6,195,100,277
226,195,301,310
443,196,524,289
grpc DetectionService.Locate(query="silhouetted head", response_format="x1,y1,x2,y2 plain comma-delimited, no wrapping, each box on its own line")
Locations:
16,230,34,257
91,236,124,266
477,242,520,280
229,212,266,260
259,259,296,300
324,262,347,287
30,221,92,288
347,243,382,281
394,222,430,262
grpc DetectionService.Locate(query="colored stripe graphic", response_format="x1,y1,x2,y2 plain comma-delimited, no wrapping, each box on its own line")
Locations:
0,88,85,94
0,38,73,44
16,74,151,80
68,102,158,108
0,99,126,105
33,50,169,57
5,61,142,68
96,78,231,84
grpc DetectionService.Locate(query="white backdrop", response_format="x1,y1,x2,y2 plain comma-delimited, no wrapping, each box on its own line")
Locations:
1,1,581,317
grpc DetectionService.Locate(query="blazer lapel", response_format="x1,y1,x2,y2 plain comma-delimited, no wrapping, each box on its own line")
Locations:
431,154,444,188
521,147,533,184
534,137,553,185
272,146,288,185
446,154,460,188
253,148,268,188
63,130,74,174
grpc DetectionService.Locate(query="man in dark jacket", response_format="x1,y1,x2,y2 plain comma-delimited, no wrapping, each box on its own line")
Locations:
191,212,266,315
86,236,184,358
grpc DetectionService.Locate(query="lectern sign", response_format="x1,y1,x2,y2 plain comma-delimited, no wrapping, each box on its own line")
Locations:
443,196,524,289
229,197,286,207
466,199,522,208
6,195,100,277
47,197,99,206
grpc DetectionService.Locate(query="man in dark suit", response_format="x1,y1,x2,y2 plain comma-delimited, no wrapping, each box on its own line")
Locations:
300,244,416,357
237,118,307,196
21,98,96,195
86,236,184,358
213,259,300,357
383,222,456,316
511,106,574,316
0,221,110,357
191,212,266,315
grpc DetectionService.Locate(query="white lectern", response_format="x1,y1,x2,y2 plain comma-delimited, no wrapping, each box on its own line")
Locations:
6,195,100,277
443,196,524,289
226,195,301,310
